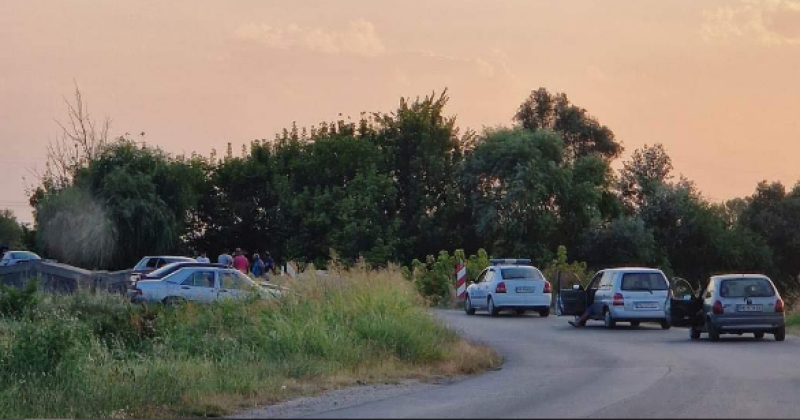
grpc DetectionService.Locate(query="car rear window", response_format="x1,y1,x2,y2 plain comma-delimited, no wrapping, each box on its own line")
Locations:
720,278,775,298
621,273,668,291
501,267,544,280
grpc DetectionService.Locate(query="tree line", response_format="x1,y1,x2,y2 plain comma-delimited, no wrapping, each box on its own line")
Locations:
3,87,799,296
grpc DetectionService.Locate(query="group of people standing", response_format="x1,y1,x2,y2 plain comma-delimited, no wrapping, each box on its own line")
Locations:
195,248,275,279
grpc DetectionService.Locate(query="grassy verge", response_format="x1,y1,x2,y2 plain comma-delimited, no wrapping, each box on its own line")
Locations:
786,311,800,336
0,265,500,418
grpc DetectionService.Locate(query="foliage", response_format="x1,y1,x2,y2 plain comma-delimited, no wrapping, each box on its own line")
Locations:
0,279,40,319
0,267,499,418
403,249,491,307
514,87,623,160
543,245,593,288
0,210,23,249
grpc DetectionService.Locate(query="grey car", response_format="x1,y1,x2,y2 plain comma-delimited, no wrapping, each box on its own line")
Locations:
668,274,786,341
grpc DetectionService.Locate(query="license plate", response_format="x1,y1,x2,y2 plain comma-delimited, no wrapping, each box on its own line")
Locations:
635,302,658,309
516,287,535,293
738,305,763,312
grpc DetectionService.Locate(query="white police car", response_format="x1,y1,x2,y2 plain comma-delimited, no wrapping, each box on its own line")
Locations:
464,259,552,317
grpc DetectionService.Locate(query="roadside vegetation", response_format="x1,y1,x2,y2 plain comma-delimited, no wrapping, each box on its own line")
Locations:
0,266,500,419
786,312,800,335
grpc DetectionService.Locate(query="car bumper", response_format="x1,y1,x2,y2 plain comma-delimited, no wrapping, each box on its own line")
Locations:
711,313,784,332
609,306,666,321
493,294,551,309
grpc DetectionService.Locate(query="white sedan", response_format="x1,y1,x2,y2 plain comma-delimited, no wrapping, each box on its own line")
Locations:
465,259,552,317
131,266,281,304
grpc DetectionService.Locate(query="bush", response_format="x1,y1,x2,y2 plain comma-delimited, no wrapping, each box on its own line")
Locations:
0,279,40,319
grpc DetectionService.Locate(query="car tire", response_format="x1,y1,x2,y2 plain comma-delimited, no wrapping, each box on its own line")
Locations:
708,322,720,342
488,297,500,317
660,320,671,330
775,326,786,342
690,327,701,340
630,321,641,327
515,310,526,316
539,309,550,318
754,331,765,340
603,308,616,329
464,295,476,315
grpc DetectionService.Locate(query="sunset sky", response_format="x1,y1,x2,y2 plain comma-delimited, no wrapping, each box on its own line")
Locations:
2,0,800,224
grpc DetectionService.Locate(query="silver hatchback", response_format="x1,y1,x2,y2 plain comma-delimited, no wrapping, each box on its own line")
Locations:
668,274,786,341
558,267,671,329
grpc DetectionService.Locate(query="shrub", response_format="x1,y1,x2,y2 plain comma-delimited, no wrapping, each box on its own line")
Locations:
0,279,40,319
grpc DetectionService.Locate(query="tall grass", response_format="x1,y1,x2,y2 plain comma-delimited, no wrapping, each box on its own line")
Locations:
0,265,498,418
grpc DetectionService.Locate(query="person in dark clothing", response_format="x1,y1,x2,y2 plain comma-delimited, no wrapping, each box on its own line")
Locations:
263,252,275,278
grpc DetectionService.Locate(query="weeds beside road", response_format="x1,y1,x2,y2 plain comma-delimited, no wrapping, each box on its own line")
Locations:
0,267,500,418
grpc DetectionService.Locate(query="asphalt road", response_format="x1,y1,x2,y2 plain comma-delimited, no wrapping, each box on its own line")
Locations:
306,309,800,418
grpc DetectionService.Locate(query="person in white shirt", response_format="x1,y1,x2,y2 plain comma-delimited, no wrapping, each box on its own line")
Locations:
196,251,210,263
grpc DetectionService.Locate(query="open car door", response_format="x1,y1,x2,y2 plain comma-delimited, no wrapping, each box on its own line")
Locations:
668,277,702,327
558,276,587,316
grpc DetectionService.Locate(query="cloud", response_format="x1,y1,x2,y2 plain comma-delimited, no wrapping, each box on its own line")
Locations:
702,0,800,46
235,19,386,57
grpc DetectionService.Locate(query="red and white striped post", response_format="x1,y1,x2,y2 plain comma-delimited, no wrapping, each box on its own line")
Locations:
456,261,467,299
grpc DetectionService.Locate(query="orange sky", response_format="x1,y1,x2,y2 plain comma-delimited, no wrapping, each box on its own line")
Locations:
2,0,800,224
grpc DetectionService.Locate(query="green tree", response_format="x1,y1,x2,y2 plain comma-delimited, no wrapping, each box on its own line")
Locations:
0,210,24,249
461,128,566,264
618,143,674,212
514,87,623,160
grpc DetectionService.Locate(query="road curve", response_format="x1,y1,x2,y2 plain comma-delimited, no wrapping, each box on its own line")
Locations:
306,309,800,418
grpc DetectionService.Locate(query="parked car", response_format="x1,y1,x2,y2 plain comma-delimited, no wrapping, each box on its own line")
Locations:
464,259,552,317
128,261,226,290
131,265,281,304
558,267,671,329
130,255,195,282
0,251,42,267
668,274,785,341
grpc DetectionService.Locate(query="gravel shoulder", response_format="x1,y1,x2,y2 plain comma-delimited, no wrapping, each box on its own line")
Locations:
228,377,463,419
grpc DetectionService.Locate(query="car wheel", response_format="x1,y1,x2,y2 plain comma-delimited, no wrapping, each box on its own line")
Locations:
690,327,701,340
630,321,641,327
660,320,671,330
464,295,476,315
754,331,765,340
708,322,720,342
488,297,500,317
515,310,526,316
774,326,786,342
603,308,616,329
539,309,550,318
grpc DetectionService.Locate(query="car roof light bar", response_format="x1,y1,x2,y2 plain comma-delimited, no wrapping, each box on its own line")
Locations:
489,259,532,266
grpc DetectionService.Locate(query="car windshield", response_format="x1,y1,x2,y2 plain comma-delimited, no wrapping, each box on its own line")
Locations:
501,267,544,280
720,278,775,298
148,262,184,278
12,252,38,260
621,273,668,291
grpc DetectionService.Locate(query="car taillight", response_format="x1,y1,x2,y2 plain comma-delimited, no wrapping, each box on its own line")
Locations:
712,300,723,314
776,298,784,313
496,282,507,293
613,293,624,306
543,281,551,293
135,288,143,296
